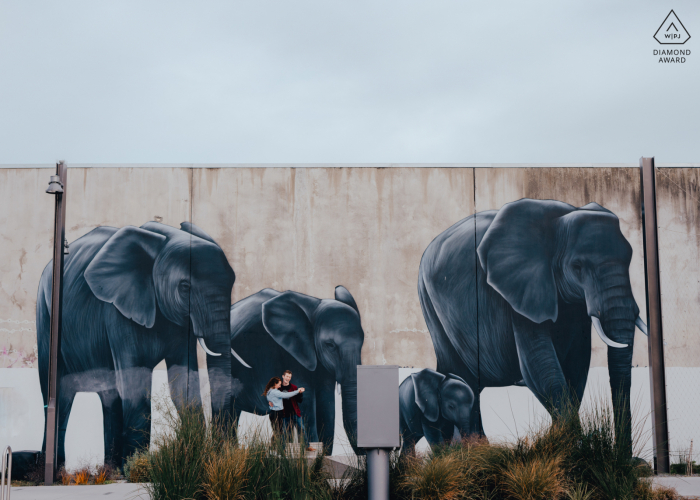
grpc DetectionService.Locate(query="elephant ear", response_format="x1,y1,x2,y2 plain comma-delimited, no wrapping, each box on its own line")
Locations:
180,222,218,245
411,369,446,422
85,226,167,328
477,199,575,324
262,291,321,371
334,285,360,318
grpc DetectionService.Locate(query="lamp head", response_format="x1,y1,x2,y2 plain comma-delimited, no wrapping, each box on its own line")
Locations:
46,175,64,194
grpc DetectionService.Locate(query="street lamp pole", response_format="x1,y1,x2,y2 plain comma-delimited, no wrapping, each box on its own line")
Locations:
44,161,67,485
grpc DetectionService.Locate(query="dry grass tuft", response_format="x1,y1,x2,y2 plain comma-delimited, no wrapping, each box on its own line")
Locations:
203,445,249,500
500,456,566,500
634,479,681,500
94,463,114,485
565,482,594,500
73,467,91,485
125,451,151,483
401,454,466,500
58,467,73,485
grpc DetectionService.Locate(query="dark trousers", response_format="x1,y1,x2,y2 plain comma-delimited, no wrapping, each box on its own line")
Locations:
282,413,305,441
269,410,285,438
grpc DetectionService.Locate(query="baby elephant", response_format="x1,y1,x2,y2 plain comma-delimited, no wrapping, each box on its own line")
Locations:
399,369,474,452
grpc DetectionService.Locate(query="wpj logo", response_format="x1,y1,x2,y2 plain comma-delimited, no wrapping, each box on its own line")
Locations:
653,10,691,63
654,10,690,44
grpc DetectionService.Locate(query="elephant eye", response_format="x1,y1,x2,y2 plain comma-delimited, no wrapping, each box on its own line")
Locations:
178,280,191,295
325,341,336,350
571,262,583,277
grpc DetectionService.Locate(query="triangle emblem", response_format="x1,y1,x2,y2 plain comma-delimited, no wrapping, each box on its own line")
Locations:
654,10,691,45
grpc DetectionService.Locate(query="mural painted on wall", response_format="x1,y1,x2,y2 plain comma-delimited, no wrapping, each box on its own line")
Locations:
399,368,474,453
37,221,236,468
0,167,667,467
417,198,648,450
229,286,364,451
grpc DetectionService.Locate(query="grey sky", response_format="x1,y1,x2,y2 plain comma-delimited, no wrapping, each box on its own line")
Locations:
0,1,698,164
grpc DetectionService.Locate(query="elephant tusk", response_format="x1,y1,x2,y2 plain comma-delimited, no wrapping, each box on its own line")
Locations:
635,316,649,336
198,338,221,357
231,348,252,369
591,317,628,348
337,382,341,396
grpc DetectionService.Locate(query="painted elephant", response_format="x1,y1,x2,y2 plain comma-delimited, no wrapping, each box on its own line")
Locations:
37,221,235,468
229,286,364,451
399,369,474,452
418,198,647,451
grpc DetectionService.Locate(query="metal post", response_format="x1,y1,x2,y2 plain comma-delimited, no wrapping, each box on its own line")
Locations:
44,162,67,485
367,448,390,500
639,157,670,474
1,446,12,500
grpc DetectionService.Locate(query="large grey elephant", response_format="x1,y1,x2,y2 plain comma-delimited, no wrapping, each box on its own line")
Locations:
418,199,647,450
37,221,235,468
399,369,474,453
229,286,364,452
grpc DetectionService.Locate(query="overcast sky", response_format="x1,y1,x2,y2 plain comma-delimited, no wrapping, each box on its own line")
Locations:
0,1,698,164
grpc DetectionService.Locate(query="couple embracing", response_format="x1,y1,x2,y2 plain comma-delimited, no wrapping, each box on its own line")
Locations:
262,369,315,452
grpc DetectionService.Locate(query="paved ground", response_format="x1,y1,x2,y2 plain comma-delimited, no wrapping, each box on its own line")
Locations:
655,476,700,498
8,476,700,499
9,483,147,500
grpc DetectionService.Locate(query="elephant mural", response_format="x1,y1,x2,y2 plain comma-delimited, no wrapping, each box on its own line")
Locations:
399,369,474,452
418,198,648,451
229,286,364,451
37,221,235,468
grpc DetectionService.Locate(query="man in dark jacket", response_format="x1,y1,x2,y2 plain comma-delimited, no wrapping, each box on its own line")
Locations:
279,369,314,451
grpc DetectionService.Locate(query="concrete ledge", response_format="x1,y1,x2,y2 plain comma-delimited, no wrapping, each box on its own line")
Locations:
10,483,146,500
654,476,700,498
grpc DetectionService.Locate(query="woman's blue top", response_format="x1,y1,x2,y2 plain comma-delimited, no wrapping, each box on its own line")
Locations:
266,388,300,411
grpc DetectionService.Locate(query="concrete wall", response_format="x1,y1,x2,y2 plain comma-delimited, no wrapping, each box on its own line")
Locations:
0,164,697,467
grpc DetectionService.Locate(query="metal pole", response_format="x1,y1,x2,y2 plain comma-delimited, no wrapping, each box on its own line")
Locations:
639,156,670,474
367,448,390,500
1,446,12,500
44,162,67,485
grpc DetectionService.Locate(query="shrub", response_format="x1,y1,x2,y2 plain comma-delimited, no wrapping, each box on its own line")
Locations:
566,482,594,500
146,403,210,500
634,479,680,500
501,456,565,500
58,467,73,485
73,467,91,485
125,451,151,483
203,445,249,500
401,454,466,500
94,463,116,484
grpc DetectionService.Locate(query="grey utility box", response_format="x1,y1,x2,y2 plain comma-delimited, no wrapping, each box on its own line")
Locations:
357,365,400,448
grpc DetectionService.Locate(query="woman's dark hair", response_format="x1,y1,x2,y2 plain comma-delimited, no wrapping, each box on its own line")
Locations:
262,376,282,396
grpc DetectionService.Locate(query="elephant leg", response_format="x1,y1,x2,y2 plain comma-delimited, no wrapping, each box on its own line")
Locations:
466,385,484,436
165,336,201,412
315,379,335,451
56,386,76,470
233,406,243,441
421,418,445,447
117,366,153,457
99,389,124,467
400,424,420,456
513,313,568,417
559,324,591,411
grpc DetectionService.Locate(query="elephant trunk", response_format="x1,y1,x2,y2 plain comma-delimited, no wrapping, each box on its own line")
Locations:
597,267,636,456
341,379,358,448
197,297,233,426
338,349,360,450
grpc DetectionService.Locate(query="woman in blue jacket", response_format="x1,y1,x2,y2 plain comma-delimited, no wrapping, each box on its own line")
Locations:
263,376,305,441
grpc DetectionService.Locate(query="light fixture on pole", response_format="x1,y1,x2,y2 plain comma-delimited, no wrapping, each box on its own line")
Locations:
44,161,67,485
46,175,64,194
